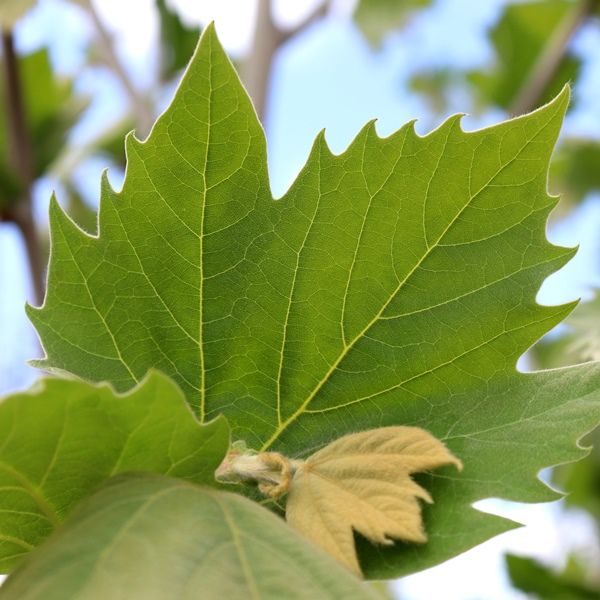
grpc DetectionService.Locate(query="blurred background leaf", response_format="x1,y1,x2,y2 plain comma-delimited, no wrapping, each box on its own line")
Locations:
0,48,86,212
551,138,600,208
354,0,432,48
353,0,432,46
553,431,600,522
506,553,600,599
156,0,201,81
468,0,582,112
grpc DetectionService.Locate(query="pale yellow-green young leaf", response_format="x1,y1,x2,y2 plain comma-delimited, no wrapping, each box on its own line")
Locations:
286,426,462,576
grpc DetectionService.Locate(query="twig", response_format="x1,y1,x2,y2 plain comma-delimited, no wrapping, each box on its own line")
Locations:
242,0,328,123
78,0,154,136
1,30,45,306
278,1,329,45
10,206,46,305
510,0,597,116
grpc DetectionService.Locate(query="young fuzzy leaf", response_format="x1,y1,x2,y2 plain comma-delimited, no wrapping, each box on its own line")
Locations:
0,373,228,572
27,25,600,577
286,427,461,575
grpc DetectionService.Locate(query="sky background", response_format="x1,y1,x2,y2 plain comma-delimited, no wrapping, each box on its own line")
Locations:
1,0,600,597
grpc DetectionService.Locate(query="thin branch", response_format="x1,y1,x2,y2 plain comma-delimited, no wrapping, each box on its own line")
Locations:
10,207,46,305
1,30,45,306
242,0,280,124
78,0,154,136
242,0,328,124
510,0,597,116
1,32,31,183
278,1,329,45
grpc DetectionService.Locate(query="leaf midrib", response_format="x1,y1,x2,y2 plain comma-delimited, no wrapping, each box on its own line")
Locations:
217,497,261,600
198,38,213,422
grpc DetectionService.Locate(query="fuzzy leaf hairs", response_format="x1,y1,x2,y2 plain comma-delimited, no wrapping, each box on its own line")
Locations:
217,427,461,575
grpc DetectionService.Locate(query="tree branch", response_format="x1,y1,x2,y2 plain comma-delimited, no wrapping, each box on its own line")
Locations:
242,0,328,124
278,1,329,45
78,0,154,136
1,29,45,306
1,33,31,183
510,0,597,116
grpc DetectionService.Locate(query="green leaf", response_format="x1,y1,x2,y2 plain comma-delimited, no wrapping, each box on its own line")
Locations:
532,293,600,370
353,0,431,47
530,294,600,532
156,0,202,81
0,474,381,600
468,1,581,111
28,26,600,576
0,372,228,573
506,553,600,600
359,363,600,577
409,68,456,115
550,138,600,206
553,427,600,521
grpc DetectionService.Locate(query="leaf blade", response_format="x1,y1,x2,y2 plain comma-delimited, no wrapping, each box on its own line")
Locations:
0,373,228,572
286,427,461,574
0,474,382,600
261,87,575,451
28,24,273,420
359,362,600,577
26,26,600,578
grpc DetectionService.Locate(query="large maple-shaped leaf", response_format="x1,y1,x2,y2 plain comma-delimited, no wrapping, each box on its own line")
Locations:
29,25,600,576
0,373,228,572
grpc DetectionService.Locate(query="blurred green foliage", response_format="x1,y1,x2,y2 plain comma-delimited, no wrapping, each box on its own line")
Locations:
156,0,201,81
0,49,86,212
554,432,600,521
551,139,600,206
506,554,600,599
468,0,581,110
354,0,431,46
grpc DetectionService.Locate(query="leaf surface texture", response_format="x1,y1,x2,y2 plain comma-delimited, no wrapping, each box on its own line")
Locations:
0,475,381,600
286,427,461,574
0,373,228,572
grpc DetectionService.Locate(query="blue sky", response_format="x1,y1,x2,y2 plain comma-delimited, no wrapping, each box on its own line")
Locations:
1,0,600,597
